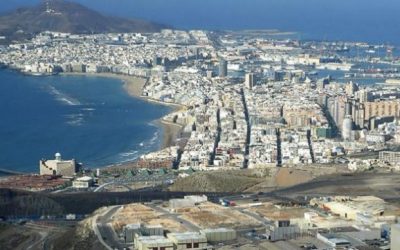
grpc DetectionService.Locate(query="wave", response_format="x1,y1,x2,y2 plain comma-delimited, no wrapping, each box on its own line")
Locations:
147,122,157,128
149,131,159,144
65,113,84,126
81,108,96,111
120,150,139,157
118,150,141,163
47,85,81,106
117,131,161,163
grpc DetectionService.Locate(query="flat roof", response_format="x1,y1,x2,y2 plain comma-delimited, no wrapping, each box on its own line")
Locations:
137,236,173,245
168,232,207,241
201,228,235,233
76,176,92,181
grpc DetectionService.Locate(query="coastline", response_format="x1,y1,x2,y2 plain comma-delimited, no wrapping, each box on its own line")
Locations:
61,72,185,151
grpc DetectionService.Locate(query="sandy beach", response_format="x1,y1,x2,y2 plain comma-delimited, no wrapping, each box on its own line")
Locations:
61,72,184,150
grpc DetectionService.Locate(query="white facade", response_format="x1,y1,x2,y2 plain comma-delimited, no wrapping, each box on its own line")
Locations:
342,116,353,141
72,176,93,189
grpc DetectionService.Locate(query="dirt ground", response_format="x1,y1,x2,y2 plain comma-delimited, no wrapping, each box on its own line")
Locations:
248,202,311,221
111,204,186,232
0,222,69,250
178,202,262,229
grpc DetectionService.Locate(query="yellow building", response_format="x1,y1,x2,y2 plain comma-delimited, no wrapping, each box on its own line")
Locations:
363,100,400,121
39,152,77,177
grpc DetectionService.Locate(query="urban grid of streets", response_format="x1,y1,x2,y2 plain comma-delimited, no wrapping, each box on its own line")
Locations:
2,29,400,249
1,29,400,172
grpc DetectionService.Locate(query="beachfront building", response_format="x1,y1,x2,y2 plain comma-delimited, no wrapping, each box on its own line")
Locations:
39,152,77,177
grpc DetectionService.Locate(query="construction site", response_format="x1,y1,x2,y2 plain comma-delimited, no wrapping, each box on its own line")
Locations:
111,204,187,233
176,202,261,230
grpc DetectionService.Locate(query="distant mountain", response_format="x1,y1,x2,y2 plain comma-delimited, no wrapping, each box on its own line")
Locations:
0,0,167,42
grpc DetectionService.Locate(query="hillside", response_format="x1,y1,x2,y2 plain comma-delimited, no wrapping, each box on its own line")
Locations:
169,170,267,193
0,0,167,42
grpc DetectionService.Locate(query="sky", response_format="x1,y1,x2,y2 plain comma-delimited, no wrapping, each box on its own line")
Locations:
1,0,400,44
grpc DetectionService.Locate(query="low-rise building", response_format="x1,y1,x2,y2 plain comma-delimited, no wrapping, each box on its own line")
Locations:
167,232,207,250
200,228,236,243
72,176,93,189
135,235,174,250
39,152,77,177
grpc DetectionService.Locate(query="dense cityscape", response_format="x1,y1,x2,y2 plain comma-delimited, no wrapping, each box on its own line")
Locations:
1,1,400,250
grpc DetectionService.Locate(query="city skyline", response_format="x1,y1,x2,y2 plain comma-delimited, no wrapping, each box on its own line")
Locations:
1,1,400,249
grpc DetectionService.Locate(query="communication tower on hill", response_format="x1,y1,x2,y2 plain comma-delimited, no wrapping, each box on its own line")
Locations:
43,0,62,15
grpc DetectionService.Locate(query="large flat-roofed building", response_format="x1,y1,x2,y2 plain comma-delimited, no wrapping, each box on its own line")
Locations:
39,153,77,177
167,232,207,250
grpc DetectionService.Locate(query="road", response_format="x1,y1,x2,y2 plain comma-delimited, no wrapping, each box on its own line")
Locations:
147,203,200,231
92,203,201,250
93,205,128,250
221,172,400,205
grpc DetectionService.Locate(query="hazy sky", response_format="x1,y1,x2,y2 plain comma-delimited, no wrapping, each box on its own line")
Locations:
1,0,399,44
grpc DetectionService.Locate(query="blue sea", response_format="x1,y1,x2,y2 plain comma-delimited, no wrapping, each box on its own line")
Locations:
0,69,170,172
1,0,400,46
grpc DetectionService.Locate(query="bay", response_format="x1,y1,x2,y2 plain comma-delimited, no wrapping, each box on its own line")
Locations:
0,69,170,172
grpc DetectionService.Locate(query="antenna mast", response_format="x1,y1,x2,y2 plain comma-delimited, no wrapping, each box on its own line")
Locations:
43,0,54,14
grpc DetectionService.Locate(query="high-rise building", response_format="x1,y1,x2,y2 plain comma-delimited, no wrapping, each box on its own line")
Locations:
153,55,162,67
206,70,214,79
356,88,371,102
328,95,347,130
245,73,254,89
345,81,358,96
219,58,228,77
345,102,352,116
193,47,200,60
363,100,400,121
342,115,353,141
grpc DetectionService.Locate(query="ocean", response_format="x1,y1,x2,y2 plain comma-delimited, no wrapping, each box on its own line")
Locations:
0,69,171,172
1,0,400,45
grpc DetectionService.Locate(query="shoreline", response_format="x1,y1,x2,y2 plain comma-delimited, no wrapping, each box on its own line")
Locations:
61,72,185,153
0,68,186,172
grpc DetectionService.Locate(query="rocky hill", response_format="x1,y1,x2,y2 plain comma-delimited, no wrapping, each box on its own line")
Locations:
0,0,167,42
